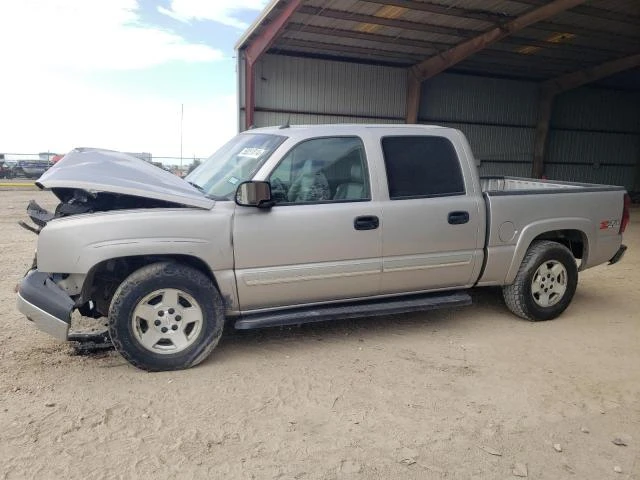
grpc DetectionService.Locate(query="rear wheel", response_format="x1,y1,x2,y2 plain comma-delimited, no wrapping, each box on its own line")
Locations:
108,262,224,371
503,240,578,321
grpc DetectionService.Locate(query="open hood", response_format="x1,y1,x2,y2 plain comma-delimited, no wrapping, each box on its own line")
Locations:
36,148,214,209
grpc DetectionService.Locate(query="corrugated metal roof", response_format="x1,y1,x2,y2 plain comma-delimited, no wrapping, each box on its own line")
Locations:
238,0,640,86
589,0,640,17
422,0,533,16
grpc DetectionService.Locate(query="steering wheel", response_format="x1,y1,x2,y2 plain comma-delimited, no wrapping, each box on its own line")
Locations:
270,177,288,202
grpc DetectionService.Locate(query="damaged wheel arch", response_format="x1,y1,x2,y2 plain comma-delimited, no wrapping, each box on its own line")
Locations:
78,254,222,318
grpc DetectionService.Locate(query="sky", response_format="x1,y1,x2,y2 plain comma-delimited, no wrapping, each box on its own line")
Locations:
0,0,269,162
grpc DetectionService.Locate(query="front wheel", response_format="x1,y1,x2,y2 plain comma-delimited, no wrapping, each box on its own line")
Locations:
108,262,225,371
503,240,578,321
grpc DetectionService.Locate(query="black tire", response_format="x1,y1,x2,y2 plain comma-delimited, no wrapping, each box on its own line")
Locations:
503,240,578,321
108,262,225,371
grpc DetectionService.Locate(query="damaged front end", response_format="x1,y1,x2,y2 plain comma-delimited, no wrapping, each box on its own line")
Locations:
17,191,194,351
16,148,215,350
19,188,190,234
16,268,112,352
16,270,75,340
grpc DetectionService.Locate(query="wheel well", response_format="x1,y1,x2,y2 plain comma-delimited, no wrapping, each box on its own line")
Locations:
81,255,218,317
532,229,587,260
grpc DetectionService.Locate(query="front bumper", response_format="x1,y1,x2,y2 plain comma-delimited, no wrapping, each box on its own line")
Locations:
609,244,627,265
16,270,74,341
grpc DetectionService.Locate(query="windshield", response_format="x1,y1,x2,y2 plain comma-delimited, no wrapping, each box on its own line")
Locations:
186,133,286,200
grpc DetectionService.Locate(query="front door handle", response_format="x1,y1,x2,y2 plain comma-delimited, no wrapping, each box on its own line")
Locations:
354,215,379,231
448,211,469,225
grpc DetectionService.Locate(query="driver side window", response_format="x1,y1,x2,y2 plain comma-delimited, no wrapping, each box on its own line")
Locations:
269,136,369,205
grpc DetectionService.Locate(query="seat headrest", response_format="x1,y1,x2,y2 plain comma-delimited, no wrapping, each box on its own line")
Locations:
301,159,323,175
350,163,362,182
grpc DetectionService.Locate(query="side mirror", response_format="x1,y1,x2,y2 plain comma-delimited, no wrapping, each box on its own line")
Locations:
235,181,275,209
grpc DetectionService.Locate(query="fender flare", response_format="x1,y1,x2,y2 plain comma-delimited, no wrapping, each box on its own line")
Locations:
505,217,592,284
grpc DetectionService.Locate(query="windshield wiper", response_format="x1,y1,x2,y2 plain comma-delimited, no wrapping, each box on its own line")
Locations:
187,181,205,192
187,181,228,201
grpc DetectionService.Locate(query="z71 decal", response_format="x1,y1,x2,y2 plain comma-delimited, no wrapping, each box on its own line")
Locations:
600,219,620,230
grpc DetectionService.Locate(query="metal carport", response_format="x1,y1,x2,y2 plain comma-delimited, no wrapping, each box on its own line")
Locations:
235,0,640,190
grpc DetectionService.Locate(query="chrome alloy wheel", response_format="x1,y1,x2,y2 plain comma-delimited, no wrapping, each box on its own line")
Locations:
531,260,568,308
131,289,203,354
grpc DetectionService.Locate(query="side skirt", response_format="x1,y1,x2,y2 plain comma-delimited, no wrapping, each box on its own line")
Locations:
234,290,472,330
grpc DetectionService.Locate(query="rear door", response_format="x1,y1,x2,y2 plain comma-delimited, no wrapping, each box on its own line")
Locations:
378,133,484,294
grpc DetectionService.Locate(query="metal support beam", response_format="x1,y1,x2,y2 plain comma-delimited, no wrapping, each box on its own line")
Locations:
404,0,586,124
411,0,587,81
276,38,422,63
509,0,640,28
360,0,640,30
357,0,503,24
532,87,555,178
406,70,421,124
543,53,640,94
245,60,256,129
297,5,471,39
531,53,640,178
285,24,441,53
283,24,602,70
244,0,301,130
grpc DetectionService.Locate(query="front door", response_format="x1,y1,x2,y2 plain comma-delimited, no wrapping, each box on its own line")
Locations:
233,136,382,311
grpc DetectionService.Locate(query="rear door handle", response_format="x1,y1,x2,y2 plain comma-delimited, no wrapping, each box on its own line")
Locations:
354,215,379,230
448,211,469,225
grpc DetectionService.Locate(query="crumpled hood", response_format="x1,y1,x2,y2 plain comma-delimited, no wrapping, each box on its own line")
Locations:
36,148,214,209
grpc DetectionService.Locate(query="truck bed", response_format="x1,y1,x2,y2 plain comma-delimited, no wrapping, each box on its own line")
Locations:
477,176,626,288
480,176,622,195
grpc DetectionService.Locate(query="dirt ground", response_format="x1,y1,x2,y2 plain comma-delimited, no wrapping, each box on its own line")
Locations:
1,186,638,480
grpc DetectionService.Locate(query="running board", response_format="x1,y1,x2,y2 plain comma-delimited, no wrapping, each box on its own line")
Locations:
234,291,472,330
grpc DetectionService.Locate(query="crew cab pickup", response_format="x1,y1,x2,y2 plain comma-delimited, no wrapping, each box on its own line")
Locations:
16,125,629,371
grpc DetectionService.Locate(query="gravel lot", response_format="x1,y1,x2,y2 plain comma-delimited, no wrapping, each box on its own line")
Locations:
1,187,638,480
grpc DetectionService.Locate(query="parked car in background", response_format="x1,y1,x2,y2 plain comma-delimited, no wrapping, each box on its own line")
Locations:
12,160,50,179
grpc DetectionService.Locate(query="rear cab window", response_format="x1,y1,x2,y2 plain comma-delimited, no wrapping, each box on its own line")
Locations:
381,136,465,199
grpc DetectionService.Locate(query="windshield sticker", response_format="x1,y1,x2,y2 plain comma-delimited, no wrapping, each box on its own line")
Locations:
228,176,239,185
237,147,266,159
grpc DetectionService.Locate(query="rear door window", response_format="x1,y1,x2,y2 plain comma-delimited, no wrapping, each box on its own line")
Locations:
381,136,465,199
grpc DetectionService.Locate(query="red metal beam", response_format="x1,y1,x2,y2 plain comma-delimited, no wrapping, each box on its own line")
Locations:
411,0,587,81
405,0,586,123
531,87,555,179
357,0,506,24
244,0,302,129
245,60,256,129
405,71,421,124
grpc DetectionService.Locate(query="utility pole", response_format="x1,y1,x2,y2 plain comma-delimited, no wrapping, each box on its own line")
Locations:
180,103,184,172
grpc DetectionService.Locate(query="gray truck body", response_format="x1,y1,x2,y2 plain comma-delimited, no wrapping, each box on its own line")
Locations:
16,125,627,342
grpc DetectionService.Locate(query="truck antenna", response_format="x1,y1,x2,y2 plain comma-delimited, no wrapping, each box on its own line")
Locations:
279,115,291,129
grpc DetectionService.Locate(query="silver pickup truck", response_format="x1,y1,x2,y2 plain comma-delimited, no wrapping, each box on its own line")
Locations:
16,125,629,371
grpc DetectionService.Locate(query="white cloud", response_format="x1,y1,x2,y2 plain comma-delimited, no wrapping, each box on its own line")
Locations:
158,0,269,29
0,0,239,159
0,0,223,72
157,5,190,23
